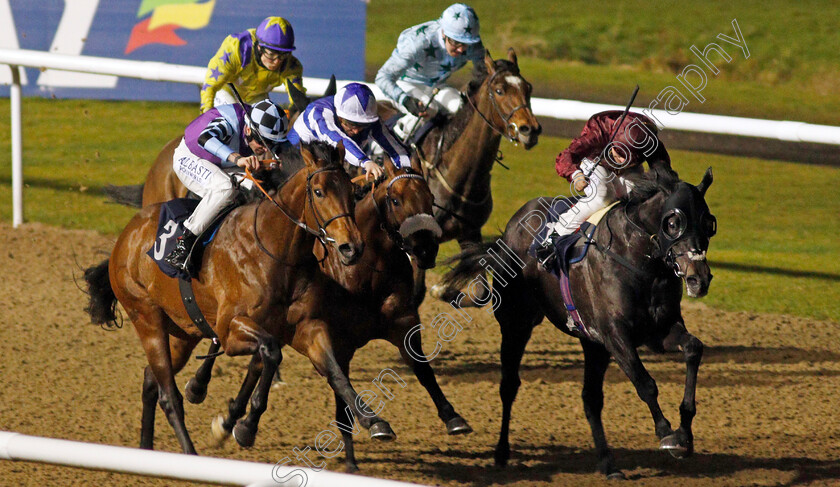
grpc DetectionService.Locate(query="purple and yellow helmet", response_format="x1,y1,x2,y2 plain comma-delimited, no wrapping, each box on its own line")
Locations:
256,17,295,52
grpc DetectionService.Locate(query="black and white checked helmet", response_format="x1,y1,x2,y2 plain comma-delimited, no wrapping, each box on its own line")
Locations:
249,99,288,143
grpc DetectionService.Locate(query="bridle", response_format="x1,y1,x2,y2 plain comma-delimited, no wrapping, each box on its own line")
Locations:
248,164,354,262
464,68,531,143
371,172,427,251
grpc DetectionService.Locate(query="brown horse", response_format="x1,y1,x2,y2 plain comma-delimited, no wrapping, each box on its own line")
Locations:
379,49,542,305
83,142,401,454
185,162,472,471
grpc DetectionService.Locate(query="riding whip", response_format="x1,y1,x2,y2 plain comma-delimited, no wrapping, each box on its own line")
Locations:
227,82,282,161
583,84,640,179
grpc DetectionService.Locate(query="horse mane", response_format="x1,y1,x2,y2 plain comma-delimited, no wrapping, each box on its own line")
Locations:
621,164,681,206
243,140,341,203
438,59,520,152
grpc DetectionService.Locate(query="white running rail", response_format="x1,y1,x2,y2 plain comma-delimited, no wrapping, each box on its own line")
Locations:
3,48,840,227
0,431,428,487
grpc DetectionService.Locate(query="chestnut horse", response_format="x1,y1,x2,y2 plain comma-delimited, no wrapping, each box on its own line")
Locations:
83,142,401,454
379,49,542,305
441,167,717,478
185,162,472,471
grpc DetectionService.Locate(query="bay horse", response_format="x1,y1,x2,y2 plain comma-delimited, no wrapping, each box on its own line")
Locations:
440,166,717,478
185,161,472,471
379,49,542,305
84,142,401,454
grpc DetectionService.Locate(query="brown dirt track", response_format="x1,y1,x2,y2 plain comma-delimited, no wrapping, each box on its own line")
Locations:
0,222,838,487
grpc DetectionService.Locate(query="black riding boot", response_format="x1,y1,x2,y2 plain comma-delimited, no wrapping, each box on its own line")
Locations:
164,229,197,269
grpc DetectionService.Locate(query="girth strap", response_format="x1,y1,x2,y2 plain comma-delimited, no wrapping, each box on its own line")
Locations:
178,277,223,355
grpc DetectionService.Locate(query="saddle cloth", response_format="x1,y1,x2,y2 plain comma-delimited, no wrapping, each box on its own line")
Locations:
146,198,224,279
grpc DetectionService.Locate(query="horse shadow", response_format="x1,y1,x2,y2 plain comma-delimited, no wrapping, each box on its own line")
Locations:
429,345,840,387
389,443,840,486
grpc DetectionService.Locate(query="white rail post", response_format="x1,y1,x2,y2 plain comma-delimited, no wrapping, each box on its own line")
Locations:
10,64,22,227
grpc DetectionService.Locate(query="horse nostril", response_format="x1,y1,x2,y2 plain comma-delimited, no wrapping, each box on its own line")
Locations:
339,243,356,258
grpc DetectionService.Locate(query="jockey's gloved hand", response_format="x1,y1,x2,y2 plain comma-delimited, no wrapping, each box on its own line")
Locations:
402,96,425,117
363,160,384,181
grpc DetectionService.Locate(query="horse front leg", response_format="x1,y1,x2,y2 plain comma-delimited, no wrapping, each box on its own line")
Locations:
222,317,282,448
390,315,472,435
295,320,395,441
660,321,704,458
210,353,263,445
604,323,677,450
184,341,220,404
411,262,427,307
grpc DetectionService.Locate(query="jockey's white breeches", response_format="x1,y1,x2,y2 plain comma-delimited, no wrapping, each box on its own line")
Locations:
394,81,463,137
547,158,639,239
172,138,252,235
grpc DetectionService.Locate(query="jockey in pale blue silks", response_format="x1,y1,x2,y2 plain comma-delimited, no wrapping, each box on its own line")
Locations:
287,83,411,181
164,99,290,269
375,3,486,141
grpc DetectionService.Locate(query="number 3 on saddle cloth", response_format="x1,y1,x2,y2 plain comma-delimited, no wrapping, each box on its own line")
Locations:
147,198,231,280
527,198,619,339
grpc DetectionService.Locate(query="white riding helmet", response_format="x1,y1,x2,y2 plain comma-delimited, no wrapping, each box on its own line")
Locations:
249,99,288,143
334,83,379,124
440,3,481,44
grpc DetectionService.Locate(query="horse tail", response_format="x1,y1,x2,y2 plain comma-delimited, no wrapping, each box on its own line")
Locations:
102,183,144,208
83,259,120,329
440,241,499,292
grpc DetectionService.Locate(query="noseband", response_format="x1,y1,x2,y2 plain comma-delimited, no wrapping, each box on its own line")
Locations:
464,69,532,143
372,172,431,251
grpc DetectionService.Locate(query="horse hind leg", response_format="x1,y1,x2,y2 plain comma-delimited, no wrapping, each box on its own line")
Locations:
140,365,158,450
494,287,539,467
659,321,704,458
580,339,624,479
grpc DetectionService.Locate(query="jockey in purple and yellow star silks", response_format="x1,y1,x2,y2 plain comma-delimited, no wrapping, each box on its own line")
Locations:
200,16,306,113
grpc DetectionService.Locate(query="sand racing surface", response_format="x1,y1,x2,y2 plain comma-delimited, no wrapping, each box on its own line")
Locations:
0,222,838,486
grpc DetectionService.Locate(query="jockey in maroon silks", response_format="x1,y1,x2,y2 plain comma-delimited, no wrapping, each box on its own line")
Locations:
545,110,672,239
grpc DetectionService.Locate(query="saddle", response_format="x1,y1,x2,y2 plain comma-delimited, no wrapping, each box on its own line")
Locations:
526,198,619,339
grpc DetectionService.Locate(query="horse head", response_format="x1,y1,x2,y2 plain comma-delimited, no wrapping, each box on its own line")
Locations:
656,167,717,297
300,141,364,265
375,158,442,269
479,48,542,149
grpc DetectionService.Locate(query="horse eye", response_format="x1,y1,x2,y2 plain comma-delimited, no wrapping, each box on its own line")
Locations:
314,188,324,198
495,88,503,95
391,197,400,206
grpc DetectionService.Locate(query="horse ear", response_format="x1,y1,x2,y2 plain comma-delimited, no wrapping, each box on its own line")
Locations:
484,50,496,75
383,155,396,178
696,167,714,196
300,143,317,168
324,74,338,97
507,47,518,67
335,140,346,165
287,82,309,112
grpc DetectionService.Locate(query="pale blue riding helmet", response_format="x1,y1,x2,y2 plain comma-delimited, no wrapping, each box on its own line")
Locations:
440,3,481,44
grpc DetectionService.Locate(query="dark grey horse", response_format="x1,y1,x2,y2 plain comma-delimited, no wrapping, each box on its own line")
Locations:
441,166,716,478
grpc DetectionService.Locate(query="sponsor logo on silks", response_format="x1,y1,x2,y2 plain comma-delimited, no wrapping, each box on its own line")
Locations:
125,0,217,54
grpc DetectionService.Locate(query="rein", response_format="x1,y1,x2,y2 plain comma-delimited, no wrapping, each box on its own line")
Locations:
590,204,660,279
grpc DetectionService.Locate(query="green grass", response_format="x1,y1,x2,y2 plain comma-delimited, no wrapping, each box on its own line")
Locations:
1,98,838,322
367,0,840,124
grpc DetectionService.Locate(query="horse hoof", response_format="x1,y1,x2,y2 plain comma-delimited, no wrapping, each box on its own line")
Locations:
369,421,396,442
659,433,691,458
494,445,510,467
445,416,473,435
210,415,230,445
606,471,627,480
345,463,360,474
184,378,207,404
429,283,448,301
233,420,257,448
